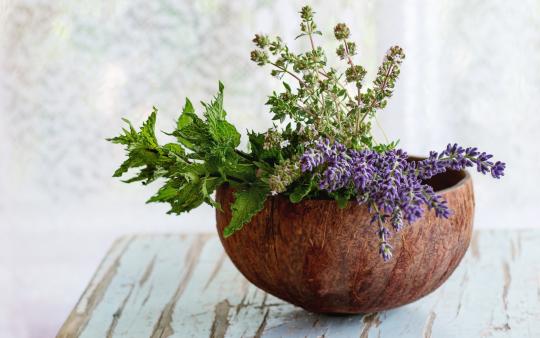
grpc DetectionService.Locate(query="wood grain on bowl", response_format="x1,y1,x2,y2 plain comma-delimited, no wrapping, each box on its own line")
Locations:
216,170,474,314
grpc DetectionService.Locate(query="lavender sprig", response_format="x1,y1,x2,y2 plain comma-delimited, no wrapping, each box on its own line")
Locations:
416,144,506,180
301,138,506,261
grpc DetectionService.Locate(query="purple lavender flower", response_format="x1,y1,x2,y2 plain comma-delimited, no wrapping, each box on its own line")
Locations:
420,185,451,218
349,150,374,190
390,209,404,231
491,161,505,179
379,242,393,262
300,147,324,172
417,143,506,179
300,138,333,172
415,151,447,179
300,138,505,261
374,215,393,262
319,157,352,191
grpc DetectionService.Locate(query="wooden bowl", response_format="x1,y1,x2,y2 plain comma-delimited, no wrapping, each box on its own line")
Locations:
215,169,474,314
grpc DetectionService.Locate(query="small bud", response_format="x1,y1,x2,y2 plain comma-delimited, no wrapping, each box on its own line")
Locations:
334,23,350,40
252,34,269,48
278,57,288,67
345,65,367,83
250,50,269,66
387,46,405,63
336,45,346,59
300,6,314,21
347,41,357,56
268,37,283,54
300,22,308,33
303,73,316,84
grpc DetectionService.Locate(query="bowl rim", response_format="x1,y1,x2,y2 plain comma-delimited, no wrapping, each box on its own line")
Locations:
434,169,471,194
218,168,471,203
407,155,471,195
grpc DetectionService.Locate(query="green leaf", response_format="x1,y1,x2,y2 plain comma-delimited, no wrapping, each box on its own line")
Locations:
161,143,185,159
176,99,195,129
203,81,226,121
201,176,223,209
108,109,162,180
209,120,241,147
223,184,269,237
282,82,291,91
336,195,349,209
223,163,257,182
140,107,158,147
146,183,178,203
148,176,206,214
174,98,213,151
204,83,241,147
109,82,261,224
289,176,314,203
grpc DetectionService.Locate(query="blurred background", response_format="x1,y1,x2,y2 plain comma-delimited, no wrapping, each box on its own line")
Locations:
1,0,538,336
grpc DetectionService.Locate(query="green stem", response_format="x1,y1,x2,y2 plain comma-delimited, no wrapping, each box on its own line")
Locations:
235,149,254,161
357,62,396,127
269,61,305,86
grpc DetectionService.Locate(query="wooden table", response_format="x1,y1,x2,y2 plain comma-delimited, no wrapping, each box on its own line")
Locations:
58,230,539,337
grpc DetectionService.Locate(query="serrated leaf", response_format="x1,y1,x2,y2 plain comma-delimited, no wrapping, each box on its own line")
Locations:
203,82,226,121
173,99,213,151
209,120,241,147
109,110,162,180
161,143,185,158
177,99,195,129
331,190,352,209
289,176,314,203
147,183,178,203
223,184,269,237
152,177,206,215
201,176,223,209
336,195,349,209
140,107,158,147
203,83,241,147
110,82,254,222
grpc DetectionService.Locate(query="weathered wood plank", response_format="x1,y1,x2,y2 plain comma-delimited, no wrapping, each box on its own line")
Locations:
57,230,540,338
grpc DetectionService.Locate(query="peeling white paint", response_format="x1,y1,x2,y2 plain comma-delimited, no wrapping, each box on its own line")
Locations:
58,231,540,337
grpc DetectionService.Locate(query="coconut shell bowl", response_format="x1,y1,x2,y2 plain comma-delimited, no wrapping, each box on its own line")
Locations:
216,168,474,314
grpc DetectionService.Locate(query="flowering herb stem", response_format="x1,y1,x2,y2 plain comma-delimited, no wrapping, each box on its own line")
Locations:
268,61,305,85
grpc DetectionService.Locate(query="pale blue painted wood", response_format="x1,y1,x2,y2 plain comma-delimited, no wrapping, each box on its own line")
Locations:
57,230,540,338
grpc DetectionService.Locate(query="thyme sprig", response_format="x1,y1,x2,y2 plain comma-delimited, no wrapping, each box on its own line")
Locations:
250,6,404,149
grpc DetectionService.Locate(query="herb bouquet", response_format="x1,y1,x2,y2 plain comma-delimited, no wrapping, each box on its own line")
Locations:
109,6,505,313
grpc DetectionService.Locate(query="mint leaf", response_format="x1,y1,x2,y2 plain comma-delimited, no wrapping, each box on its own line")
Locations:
201,176,223,209
204,82,241,147
289,176,314,203
147,176,203,214
140,107,158,147
110,83,257,225
331,190,351,209
203,81,226,120
223,163,257,182
173,98,213,152
107,108,161,181
223,184,269,237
